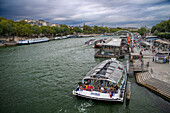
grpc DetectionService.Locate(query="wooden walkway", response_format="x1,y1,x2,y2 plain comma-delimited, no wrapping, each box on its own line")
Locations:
136,72,170,101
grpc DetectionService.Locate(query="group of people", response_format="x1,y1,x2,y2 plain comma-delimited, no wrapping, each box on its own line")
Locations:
98,85,119,94
78,82,120,93
79,84,94,91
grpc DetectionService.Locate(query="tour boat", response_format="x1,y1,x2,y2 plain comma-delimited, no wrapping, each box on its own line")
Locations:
17,38,49,45
17,40,29,45
55,37,62,40
55,36,68,40
85,39,96,45
94,38,109,48
31,38,49,43
73,58,127,102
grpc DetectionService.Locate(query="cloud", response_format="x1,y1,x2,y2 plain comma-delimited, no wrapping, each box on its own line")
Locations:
0,0,170,27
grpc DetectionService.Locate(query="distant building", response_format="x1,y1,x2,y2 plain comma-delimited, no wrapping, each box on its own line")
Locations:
123,27,139,31
51,24,60,27
23,19,56,27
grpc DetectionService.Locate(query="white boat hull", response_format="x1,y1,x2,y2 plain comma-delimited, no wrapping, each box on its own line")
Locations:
73,78,127,102
73,89,124,102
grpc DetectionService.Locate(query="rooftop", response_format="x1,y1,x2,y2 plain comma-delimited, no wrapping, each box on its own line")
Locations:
84,59,124,83
103,38,122,47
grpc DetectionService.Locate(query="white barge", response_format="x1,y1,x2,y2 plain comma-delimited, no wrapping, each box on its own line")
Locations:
73,58,127,102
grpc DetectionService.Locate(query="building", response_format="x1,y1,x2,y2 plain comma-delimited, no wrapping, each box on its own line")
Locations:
123,27,139,32
23,19,54,27
51,24,60,27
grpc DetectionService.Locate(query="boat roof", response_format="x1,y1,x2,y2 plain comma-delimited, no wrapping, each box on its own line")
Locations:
103,38,122,47
84,58,124,83
145,36,157,38
141,41,151,46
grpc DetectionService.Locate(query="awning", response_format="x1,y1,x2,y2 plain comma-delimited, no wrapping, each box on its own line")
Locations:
155,40,170,45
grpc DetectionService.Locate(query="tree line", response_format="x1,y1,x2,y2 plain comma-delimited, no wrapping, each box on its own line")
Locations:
151,19,170,39
0,17,127,38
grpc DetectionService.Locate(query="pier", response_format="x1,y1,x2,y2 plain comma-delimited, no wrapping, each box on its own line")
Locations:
130,45,170,101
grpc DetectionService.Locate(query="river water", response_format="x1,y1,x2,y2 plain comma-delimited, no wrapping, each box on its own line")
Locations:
0,37,169,113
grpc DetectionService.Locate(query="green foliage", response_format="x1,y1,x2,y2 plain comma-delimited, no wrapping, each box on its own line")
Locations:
0,16,133,37
151,19,170,39
41,26,50,36
73,27,82,33
157,32,170,39
0,17,6,22
153,30,158,36
138,27,149,36
83,25,92,34
151,26,156,33
151,19,170,33
31,25,42,35
0,19,15,36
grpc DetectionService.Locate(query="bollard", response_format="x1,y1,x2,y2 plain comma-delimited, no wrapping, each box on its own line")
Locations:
126,81,131,100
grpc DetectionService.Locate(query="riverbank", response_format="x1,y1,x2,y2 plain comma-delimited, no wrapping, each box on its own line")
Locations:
0,34,105,47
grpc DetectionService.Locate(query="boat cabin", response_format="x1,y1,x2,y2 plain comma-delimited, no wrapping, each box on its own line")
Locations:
79,59,126,92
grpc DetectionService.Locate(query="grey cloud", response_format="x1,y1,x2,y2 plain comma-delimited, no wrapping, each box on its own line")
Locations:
0,0,170,27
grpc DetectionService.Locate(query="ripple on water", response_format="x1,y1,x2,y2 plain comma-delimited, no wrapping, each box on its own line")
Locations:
74,100,94,113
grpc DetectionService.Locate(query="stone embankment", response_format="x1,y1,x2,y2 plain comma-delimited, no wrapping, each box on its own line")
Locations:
136,71,170,101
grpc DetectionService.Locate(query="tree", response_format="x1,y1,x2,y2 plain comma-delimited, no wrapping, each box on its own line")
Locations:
151,26,156,33
153,30,158,36
83,25,92,34
31,25,42,36
41,26,50,36
60,25,69,35
19,24,32,37
53,27,62,35
151,19,170,33
73,27,82,33
138,27,149,36
0,19,15,36
0,23,3,36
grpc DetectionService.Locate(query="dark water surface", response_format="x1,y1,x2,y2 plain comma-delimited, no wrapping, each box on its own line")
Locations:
0,37,169,113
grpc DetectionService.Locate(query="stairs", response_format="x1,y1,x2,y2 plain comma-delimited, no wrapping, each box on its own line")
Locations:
136,72,170,99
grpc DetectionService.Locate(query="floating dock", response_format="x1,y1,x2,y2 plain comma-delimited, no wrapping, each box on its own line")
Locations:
94,38,127,58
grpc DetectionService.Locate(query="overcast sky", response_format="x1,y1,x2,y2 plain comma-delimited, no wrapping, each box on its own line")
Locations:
0,0,170,28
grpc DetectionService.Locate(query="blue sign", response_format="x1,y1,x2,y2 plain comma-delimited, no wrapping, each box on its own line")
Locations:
91,92,100,96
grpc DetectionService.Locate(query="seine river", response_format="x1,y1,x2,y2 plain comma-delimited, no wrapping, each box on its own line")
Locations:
0,37,169,113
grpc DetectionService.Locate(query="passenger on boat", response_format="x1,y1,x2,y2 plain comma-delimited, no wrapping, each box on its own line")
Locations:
110,89,114,98
114,85,118,93
84,84,88,90
104,88,107,93
88,85,91,91
90,86,93,91
83,84,86,90
79,84,84,91
107,87,110,93
98,85,101,92
87,80,90,85
110,85,113,91
100,85,104,92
